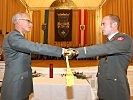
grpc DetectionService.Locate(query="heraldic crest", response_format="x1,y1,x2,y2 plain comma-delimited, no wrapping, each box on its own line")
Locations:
55,10,72,41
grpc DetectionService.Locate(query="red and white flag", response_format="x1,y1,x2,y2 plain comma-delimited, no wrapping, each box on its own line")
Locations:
78,9,87,46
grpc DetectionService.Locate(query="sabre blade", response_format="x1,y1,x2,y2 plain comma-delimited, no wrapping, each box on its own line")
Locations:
65,56,74,86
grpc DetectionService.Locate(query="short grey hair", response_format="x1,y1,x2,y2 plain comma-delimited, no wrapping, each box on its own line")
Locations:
12,12,23,24
12,12,29,24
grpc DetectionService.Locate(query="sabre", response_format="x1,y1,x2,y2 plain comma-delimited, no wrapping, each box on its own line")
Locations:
65,55,74,100
65,55,74,86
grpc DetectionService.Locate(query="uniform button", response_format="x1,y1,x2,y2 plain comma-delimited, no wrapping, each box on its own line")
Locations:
21,76,24,80
114,78,117,81
98,72,100,75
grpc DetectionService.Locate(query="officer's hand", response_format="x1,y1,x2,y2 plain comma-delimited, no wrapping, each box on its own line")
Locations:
63,48,79,59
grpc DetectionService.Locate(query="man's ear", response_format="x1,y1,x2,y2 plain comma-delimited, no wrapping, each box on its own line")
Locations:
112,22,118,27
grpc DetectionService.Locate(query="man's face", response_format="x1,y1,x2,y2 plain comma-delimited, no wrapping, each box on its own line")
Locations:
18,14,33,33
101,16,113,36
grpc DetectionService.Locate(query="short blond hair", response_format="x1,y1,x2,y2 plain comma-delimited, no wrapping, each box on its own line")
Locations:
108,14,120,28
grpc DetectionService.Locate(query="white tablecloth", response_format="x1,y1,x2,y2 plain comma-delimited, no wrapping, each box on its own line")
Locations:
30,77,96,100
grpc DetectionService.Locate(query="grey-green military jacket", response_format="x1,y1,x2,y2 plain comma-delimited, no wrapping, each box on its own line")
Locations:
1,29,62,100
76,33,133,100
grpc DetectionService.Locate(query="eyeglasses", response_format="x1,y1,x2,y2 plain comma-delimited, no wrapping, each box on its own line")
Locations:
18,19,32,23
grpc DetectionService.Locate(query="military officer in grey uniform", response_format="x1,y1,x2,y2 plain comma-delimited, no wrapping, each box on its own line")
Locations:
1,12,72,100
74,14,133,100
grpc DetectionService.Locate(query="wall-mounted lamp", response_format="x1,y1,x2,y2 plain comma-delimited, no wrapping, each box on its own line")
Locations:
42,23,47,31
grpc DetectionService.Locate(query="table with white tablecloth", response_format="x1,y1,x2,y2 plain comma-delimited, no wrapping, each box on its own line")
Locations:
30,77,96,100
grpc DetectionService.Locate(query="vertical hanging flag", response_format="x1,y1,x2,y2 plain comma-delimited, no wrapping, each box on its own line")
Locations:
78,9,87,46
55,10,72,41
43,10,49,44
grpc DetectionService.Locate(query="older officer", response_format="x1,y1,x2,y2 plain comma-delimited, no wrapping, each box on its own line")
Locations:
74,14,133,100
1,12,76,100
